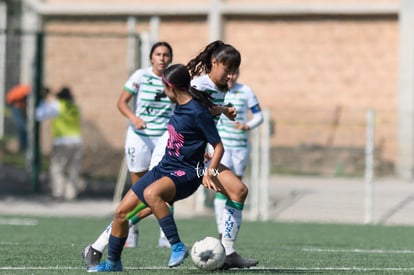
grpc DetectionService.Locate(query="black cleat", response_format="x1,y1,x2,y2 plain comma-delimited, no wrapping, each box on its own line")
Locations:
220,252,258,270
81,245,102,269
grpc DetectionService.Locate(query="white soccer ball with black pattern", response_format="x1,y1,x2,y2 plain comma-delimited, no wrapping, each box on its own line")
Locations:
191,236,225,270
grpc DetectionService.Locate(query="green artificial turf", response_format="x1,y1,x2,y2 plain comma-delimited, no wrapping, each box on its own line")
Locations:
1,215,414,274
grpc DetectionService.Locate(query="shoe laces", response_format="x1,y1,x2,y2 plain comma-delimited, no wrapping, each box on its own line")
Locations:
171,242,185,252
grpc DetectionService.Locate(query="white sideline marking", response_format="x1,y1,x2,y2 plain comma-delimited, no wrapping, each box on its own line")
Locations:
280,267,414,272
302,247,414,254
2,266,414,272
0,241,19,245
0,218,38,226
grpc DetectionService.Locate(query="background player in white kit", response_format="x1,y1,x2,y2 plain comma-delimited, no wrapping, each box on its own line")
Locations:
213,69,264,238
118,41,175,249
82,41,174,269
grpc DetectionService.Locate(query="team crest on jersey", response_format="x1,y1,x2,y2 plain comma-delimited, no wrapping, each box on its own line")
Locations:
172,170,186,177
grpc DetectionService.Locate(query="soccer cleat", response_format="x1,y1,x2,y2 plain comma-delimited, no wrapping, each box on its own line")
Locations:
87,259,123,272
124,227,139,248
81,245,103,269
168,242,188,267
219,252,258,270
158,235,171,248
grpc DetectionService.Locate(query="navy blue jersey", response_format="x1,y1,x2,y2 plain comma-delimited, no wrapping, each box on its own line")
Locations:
132,98,221,204
160,99,221,171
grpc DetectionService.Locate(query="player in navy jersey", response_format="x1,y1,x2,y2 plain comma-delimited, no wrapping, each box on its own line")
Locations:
147,40,259,269
82,42,174,269
87,64,224,272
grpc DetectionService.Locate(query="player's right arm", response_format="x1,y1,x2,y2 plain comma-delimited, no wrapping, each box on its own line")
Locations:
116,89,146,129
210,105,237,121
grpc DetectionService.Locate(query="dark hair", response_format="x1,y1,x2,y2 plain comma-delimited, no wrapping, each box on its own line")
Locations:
150,41,173,61
163,64,214,110
41,86,51,99
186,40,241,78
56,87,74,102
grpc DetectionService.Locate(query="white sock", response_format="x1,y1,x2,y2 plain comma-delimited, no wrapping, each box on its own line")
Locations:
221,205,242,255
91,222,113,253
125,222,138,246
214,197,226,234
91,220,137,252
159,227,167,239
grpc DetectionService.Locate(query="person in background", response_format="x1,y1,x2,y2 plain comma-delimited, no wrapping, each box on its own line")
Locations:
214,69,264,239
6,84,31,153
35,86,83,201
116,41,175,249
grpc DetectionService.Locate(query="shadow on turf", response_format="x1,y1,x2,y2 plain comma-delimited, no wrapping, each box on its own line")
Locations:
226,270,322,274
179,268,323,274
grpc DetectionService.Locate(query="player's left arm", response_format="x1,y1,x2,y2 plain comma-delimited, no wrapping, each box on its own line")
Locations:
234,88,264,131
247,104,264,129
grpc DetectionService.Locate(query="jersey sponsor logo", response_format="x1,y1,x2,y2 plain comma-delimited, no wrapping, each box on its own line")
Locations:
166,125,184,157
154,90,167,101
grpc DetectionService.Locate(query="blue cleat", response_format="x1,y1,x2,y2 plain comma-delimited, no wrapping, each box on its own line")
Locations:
168,242,188,267
87,259,123,272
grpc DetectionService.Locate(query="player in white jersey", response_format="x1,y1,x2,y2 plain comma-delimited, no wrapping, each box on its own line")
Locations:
82,42,174,268
214,69,263,241
186,40,258,270
148,73,228,168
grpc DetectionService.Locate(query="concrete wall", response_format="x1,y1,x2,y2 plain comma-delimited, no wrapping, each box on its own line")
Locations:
12,0,401,177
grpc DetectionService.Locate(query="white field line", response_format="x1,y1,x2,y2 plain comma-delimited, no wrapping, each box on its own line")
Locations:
0,241,19,245
2,247,414,272
302,247,414,254
2,266,414,272
0,217,38,226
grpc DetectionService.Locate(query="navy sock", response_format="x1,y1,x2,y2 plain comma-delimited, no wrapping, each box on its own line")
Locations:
158,214,180,245
107,235,126,262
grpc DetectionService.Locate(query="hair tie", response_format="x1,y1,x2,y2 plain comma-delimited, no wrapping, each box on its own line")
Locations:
162,74,189,90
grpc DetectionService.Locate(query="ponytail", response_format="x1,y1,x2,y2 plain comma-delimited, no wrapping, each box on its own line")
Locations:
186,40,241,78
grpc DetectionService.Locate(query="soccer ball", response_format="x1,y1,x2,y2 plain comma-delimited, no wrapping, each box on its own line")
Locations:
191,236,225,270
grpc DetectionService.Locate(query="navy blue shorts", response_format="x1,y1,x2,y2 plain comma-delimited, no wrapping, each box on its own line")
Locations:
131,165,201,205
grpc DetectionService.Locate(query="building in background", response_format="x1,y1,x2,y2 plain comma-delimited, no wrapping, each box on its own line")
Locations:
2,0,410,179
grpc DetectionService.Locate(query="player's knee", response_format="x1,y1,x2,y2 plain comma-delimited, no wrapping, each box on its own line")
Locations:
143,188,158,206
228,183,248,202
114,205,128,221
239,184,248,201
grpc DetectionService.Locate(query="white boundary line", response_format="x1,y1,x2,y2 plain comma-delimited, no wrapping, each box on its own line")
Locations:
302,247,414,254
1,266,414,272
0,217,38,226
3,246,414,272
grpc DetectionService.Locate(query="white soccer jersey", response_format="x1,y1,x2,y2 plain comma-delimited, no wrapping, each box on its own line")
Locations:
150,74,228,169
191,74,226,123
124,67,175,137
217,83,260,148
